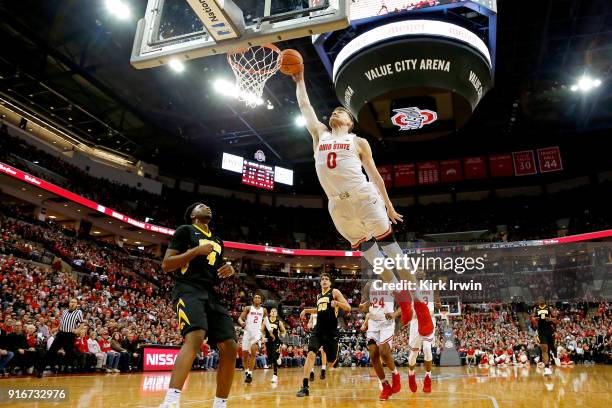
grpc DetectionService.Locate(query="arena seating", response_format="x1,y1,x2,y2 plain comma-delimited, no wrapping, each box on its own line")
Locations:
2,130,612,249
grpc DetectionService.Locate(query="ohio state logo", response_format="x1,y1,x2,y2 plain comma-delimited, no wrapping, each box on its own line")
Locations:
391,107,437,130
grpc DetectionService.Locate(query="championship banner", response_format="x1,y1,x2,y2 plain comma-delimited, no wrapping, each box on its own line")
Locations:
417,161,440,185
513,150,537,176
537,146,563,173
377,165,393,188
489,153,513,177
463,156,487,179
440,159,463,183
393,164,416,187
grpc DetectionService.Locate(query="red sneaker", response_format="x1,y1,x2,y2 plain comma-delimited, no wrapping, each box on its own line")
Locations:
379,381,392,401
391,372,401,394
423,374,432,393
413,301,434,336
397,291,413,326
408,373,417,393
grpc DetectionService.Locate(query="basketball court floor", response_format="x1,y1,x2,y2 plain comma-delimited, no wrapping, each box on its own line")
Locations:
2,366,609,407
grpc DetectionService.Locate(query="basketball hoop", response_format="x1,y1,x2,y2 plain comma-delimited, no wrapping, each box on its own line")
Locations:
227,44,281,108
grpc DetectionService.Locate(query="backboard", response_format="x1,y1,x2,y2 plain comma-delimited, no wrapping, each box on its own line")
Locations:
131,0,349,69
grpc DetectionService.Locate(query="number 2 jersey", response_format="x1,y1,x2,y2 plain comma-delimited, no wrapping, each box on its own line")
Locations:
314,132,367,198
168,224,224,288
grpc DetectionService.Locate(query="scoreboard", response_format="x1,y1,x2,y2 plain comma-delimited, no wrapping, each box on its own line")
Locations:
241,160,274,190
222,152,293,191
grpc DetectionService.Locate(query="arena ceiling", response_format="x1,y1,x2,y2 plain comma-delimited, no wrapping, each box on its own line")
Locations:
1,0,611,182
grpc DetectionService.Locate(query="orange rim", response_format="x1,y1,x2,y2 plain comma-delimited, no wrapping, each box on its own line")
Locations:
227,43,282,75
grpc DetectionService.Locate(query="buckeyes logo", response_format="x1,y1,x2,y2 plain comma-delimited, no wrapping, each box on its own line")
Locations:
391,107,437,130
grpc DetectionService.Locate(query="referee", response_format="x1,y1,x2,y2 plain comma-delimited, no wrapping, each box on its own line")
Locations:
37,298,83,378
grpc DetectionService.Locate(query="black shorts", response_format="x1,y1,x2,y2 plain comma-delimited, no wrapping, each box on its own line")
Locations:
308,332,339,362
172,282,237,345
268,341,281,362
538,330,555,348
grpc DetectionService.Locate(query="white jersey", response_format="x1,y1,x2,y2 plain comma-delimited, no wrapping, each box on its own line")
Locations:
245,305,264,333
314,132,368,198
369,288,395,321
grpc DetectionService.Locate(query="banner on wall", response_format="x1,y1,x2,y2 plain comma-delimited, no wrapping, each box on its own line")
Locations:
393,164,416,187
464,156,487,179
489,153,514,177
513,150,537,176
440,159,463,183
417,161,440,185
537,146,563,173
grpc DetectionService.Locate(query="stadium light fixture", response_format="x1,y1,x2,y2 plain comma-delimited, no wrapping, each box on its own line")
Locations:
571,75,602,93
105,0,131,20
212,78,263,106
295,115,307,127
168,59,185,73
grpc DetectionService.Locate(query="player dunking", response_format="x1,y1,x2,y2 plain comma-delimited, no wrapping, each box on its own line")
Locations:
159,203,237,408
262,307,286,383
359,281,401,400
533,297,557,376
238,294,267,383
291,69,434,337
296,273,351,397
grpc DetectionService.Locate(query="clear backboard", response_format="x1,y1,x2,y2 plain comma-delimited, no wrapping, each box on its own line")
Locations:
131,0,349,69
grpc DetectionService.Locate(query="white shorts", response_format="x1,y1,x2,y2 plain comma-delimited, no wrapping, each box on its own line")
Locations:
241,330,261,351
408,318,436,350
328,183,391,248
366,318,395,346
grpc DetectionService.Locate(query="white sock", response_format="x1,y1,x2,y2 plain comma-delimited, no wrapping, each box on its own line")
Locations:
164,388,181,404
212,397,227,408
321,367,326,371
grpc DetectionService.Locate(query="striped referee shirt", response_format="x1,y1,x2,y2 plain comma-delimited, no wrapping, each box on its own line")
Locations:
59,308,83,333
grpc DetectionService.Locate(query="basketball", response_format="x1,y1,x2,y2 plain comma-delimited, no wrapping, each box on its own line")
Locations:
279,49,303,75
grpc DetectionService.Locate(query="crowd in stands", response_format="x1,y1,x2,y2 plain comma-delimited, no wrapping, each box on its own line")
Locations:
2,129,612,250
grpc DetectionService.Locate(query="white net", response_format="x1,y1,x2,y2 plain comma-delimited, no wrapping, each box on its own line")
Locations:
227,44,282,108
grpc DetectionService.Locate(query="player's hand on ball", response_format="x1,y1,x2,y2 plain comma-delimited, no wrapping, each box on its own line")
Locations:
217,264,235,278
194,243,214,256
387,207,403,224
291,70,304,83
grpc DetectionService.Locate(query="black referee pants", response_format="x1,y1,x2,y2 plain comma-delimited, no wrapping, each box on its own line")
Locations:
40,332,77,371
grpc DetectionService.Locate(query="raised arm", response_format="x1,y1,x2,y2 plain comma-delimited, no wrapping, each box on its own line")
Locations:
357,137,403,225
292,71,327,148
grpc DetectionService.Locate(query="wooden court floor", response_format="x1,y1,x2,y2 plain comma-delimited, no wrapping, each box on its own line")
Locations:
1,365,610,408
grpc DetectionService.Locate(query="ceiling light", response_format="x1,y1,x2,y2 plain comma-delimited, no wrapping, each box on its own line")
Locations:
48,215,57,219
213,78,263,106
93,231,101,234
267,102,274,110
168,59,185,73
134,241,141,245
105,0,131,20
295,115,306,127
573,75,602,93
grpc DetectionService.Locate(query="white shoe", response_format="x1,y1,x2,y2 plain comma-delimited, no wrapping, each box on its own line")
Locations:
159,403,179,408
271,375,278,383
113,369,120,373
544,367,553,376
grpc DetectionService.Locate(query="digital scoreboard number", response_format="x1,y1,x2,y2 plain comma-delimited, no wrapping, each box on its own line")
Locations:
241,160,274,190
